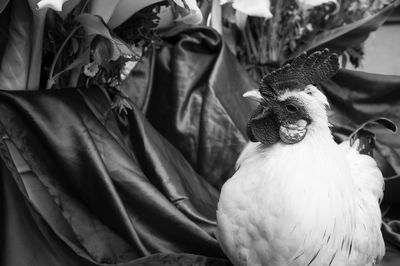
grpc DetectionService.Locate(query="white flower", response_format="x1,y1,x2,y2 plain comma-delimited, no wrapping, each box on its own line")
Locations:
83,62,99,77
174,0,203,25
37,0,203,29
36,0,71,11
220,0,272,19
120,59,138,81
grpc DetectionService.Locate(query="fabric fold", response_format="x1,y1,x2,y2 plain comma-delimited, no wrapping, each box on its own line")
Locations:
0,86,227,265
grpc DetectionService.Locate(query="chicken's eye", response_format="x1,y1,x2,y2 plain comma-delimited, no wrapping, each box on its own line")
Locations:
285,104,298,113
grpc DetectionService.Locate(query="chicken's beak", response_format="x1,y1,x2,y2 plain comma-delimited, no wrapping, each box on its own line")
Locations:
243,90,264,103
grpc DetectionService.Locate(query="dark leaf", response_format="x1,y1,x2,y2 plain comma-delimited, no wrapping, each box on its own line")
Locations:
76,13,140,60
0,1,11,61
91,35,113,65
350,129,376,156
372,117,397,133
352,117,398,135
52,47,90,81
26,0,48,90
349,117,397,155
0,0,31,90
71,37,79,54
75,13,113,39
0,0,9,14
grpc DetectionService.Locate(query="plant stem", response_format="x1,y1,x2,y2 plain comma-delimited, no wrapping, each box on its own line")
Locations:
27,8,47,90
46,25,82,89
80,0,90,13
268,0,284,63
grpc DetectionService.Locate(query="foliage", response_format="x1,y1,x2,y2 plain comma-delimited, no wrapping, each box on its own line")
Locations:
0,0,8,13
42,3,85,89
0,0,32,91
39,1,162,113
214,0,400,81
113,2,164,49
0,0,398,108
0,0,171,112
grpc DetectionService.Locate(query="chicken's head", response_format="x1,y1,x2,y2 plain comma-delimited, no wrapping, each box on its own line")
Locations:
244,49,339,145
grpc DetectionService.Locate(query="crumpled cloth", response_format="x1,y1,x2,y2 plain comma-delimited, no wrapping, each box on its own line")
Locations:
0,85,230,265
1,26,400,265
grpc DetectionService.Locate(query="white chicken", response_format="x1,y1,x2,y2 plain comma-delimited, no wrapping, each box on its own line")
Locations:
216,49,387,266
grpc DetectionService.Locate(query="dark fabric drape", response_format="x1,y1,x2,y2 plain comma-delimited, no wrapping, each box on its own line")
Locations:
145,27,256,189
1,27,400,265
0,86,229,265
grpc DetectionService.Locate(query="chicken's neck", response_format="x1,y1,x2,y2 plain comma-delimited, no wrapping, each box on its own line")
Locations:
304,110,333,143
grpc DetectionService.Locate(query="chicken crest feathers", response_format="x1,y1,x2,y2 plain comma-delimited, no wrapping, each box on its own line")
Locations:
260,49,339,95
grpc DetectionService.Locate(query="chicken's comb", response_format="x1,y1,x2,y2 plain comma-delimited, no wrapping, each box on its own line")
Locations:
260,49,339,96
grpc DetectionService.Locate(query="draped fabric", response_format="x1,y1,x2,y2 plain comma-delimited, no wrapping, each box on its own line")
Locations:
146,27,256,189
1,27,400,265
0,86,229,265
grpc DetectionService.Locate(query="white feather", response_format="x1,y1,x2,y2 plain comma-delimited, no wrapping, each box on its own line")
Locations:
217,87,385,266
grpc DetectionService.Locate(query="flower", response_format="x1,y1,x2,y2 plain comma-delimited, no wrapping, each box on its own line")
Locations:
83,62,99,77
220,0,273,19
172,0,203,24
120,57,138,81
36,0,71,11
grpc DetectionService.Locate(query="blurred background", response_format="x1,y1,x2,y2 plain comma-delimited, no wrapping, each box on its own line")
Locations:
352,6,400,75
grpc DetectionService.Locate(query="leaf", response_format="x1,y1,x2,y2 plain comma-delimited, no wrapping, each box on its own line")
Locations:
91,35,113,65
59,0,80,19
170,0,203,24
174,0,185,8
0,1,10,60
235,10,248,31
75,13,139,60
0,0,31,90
107,0,159,29
71,37,79,54
27,0,48,90
0,0,9,14
288,0,400,61
349,117,397,155
52,47,90,81
88,0,120,24
75,13,113,39
351,117,397,137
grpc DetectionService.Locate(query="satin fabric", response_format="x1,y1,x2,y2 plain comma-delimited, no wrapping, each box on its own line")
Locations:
0,26,400,265
0,86,229,265
145,27,256,189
